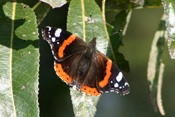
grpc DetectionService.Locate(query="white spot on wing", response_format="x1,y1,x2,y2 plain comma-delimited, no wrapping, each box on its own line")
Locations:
48,27,51,31
124,82,128,86
114,83,119,88
116,72,123,82
55,28,62,37
51,37,56,42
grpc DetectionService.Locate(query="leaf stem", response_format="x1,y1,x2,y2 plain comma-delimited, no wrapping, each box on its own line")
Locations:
32,1,42,11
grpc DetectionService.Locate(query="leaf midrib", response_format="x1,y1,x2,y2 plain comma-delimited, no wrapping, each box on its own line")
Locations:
81,0,86,42
10,2,17,117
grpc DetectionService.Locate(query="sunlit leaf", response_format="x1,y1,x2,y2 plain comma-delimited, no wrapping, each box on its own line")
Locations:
162,0,175,59
0,1,39,116
147,15,166,116
70,87,99,117
67,0,108,116
40,0,67,8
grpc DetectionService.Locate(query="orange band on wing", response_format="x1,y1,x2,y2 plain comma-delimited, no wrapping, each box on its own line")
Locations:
54,62,72,84
99,59,112,88
80,86,101,96
58,34,76,58
54,62,101,96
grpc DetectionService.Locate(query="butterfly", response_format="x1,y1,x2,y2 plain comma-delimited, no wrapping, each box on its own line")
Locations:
42,26,130,96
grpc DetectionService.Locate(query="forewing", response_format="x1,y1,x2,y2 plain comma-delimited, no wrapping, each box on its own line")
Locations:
42,26,87,61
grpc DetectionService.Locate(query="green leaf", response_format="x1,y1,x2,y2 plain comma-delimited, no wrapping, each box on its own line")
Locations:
67,0,109,116
67,0,109,54
33,1,51,25
106,25,129,72
162,0,175,59
101,0,135,11
108,10,131,72
144,0,162,7
67,0,130,116
0,1,39,116
96,0,162,11
147,15,166,116
40,0,67,8
70,87,99,117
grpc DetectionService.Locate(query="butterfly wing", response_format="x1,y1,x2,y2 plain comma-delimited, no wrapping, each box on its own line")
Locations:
42,26,130,96
54,50,102,95
42,27,87,62
54,50,130,96
95,51,130,95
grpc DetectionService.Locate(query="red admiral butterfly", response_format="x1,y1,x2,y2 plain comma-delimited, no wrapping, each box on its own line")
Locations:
42,26,130,96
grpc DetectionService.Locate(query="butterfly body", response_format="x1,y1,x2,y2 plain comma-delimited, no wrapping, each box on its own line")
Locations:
42,26,130,96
